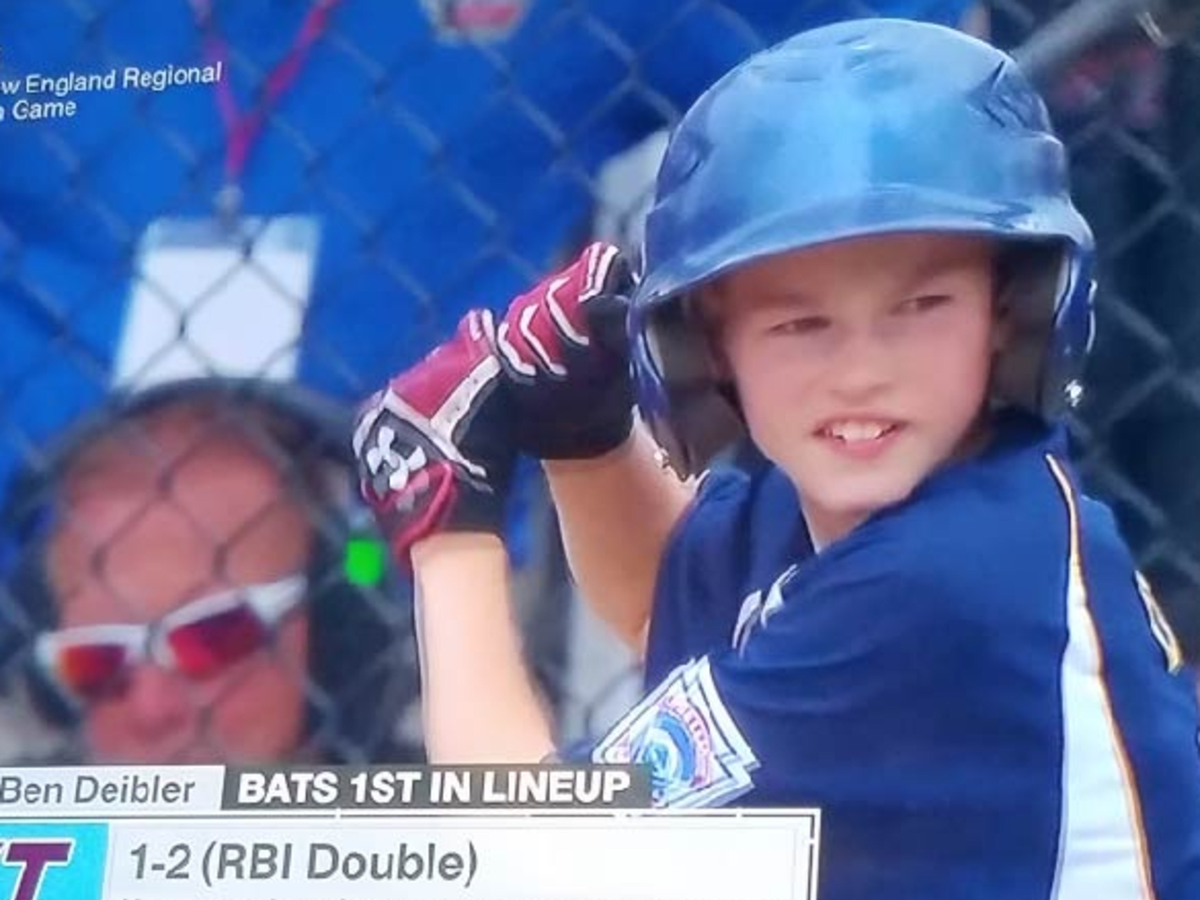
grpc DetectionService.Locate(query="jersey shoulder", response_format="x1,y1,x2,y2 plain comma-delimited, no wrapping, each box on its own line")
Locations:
663,449,810,591
646,451,810,682
829,414,1080,617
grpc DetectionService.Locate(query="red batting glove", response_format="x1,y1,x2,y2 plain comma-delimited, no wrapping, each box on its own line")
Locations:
353,310,516,563
495,242,636,460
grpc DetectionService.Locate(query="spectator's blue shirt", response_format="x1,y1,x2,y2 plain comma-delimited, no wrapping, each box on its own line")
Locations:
584,413,1200,900
0,0,971,511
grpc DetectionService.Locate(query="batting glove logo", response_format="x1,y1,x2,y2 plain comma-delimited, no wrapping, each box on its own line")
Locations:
364,424,429,496
353,310,515,560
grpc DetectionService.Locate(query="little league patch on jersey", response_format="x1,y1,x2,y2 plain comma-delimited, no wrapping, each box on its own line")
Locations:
592,657,759,807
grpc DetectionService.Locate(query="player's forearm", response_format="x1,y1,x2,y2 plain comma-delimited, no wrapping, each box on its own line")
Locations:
411,532,555,764
543,423,695,655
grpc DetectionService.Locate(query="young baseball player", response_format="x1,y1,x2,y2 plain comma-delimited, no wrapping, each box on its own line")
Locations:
353,19,1200,900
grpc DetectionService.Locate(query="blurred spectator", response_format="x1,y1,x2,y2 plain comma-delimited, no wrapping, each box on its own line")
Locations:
0,379,420,765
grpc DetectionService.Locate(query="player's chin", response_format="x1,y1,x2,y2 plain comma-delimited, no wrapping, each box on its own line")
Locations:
820,481,914,520
803,458,930,516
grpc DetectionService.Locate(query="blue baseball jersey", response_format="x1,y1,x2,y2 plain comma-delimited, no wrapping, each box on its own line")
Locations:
0,0,971,516
583,413,1200,900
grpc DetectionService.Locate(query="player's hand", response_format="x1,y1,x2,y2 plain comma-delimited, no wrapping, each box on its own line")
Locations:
495,241,636,460
353,310,515,563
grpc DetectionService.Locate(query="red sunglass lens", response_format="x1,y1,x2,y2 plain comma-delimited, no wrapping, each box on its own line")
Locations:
165,606,270,679
56,643,133,701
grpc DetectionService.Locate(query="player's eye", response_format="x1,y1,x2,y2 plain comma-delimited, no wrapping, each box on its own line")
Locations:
766,315,830,336
895,294,953,315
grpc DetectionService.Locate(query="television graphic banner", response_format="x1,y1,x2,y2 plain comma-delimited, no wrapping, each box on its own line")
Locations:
0,765,821,900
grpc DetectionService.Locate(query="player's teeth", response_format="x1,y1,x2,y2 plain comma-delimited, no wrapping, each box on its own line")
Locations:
831,422,887,441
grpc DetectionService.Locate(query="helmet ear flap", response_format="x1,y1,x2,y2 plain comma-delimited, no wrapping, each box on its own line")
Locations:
990,242,1072,417
643,297,744,478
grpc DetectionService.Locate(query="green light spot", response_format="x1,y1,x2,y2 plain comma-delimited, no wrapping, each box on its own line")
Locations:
344,537,387,586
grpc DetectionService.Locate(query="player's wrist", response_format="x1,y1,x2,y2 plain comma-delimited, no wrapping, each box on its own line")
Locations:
524,404,635,461
443,479,511,536
541,418,642,474
411,530,508,569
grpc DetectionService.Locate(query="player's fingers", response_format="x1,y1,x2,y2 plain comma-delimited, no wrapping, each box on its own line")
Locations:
585,242,634,302
495,242,629,381
496,293,567,380
546,242,629,347
515,300,568,376
586,291,632,363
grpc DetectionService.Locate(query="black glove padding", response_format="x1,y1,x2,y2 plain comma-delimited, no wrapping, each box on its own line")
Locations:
495,241,636,460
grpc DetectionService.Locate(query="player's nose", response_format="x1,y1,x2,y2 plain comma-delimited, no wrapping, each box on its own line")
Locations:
827,325,892,401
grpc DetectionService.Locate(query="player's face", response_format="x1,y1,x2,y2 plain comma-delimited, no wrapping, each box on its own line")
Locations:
45,410,311,764
711,232,999,548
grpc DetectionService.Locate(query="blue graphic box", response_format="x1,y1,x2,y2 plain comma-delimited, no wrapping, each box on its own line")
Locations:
0,822,108,900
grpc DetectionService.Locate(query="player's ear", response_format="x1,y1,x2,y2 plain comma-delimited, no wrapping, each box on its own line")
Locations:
990,246,1015,354
709,341,734,383
695,282,734,382
991,303,1013,354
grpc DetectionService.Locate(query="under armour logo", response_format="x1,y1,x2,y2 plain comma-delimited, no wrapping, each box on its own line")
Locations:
365,424,428,493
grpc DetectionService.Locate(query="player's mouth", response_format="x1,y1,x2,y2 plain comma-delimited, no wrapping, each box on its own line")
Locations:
814,418,905,460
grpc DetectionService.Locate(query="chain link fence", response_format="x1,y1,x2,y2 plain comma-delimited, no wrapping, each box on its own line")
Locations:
0,0,1196,767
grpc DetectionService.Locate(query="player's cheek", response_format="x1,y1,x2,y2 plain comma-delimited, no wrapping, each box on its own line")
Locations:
755,383,816,469
724,352,779,438
723,337,821,475
912,327,990,412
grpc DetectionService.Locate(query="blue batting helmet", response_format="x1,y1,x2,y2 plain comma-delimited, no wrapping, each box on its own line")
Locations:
630,19,1096,478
